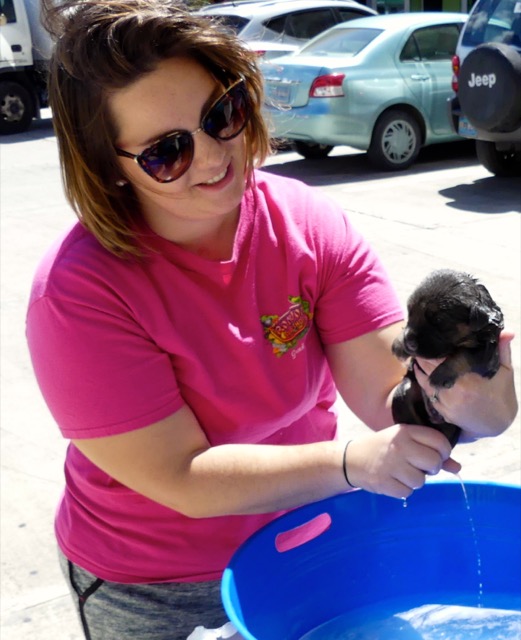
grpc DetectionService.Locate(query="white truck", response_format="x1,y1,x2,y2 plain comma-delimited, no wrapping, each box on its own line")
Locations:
0,0,52,134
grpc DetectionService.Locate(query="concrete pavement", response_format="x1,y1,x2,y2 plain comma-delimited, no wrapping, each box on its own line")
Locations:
1,116,520,640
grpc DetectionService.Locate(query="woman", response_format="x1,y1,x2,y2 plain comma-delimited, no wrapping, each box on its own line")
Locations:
26,1,517,638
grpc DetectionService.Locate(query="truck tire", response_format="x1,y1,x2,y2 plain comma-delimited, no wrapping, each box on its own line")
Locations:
458,43,521,134
368,109,421,171
475,140,521,177
0,81,35,135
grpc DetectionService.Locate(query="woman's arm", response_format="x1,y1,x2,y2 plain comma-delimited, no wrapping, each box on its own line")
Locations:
324,322,406,430
72,406,350,519
70,321,457,516
72,405,460,517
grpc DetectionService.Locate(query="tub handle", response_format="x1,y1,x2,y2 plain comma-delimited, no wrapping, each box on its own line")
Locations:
275,512,332,553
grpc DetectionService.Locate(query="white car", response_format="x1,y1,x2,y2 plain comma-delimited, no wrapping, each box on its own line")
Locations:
196,0,376,46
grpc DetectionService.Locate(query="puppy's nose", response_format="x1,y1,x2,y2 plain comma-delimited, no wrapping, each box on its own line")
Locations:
403,331,418,354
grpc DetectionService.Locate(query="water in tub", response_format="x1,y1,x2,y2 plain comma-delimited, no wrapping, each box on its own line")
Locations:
299,602,521,639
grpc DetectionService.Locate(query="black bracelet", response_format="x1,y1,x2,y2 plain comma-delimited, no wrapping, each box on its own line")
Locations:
342,440,357,488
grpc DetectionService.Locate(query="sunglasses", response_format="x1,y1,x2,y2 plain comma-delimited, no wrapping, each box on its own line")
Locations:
115,79,251,183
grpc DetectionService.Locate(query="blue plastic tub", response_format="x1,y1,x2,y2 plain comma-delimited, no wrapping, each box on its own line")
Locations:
221,480,521,639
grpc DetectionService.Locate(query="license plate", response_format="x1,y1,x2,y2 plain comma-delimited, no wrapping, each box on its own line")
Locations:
458,115,477,138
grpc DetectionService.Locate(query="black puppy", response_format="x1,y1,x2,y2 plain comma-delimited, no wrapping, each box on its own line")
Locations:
391,269,504,447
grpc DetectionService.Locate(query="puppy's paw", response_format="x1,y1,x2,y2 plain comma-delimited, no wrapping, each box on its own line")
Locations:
429,367,457,389
479,351,501,379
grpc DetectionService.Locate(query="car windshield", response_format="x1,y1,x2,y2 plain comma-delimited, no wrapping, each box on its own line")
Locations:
462,0,521,47
299,27,383,56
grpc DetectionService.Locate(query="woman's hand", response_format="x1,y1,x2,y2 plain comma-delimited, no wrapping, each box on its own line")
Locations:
414,331,518,439
345,425,461,499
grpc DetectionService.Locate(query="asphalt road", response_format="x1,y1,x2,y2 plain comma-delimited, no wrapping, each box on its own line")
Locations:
1,114,520,640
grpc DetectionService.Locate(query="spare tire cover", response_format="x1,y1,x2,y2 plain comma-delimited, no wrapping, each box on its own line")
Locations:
459,42,521,133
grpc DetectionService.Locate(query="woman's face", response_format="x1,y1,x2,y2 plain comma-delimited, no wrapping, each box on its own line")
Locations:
109,57,249,240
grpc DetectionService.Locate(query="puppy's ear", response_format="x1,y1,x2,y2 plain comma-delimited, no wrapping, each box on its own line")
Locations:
473,285,505,330
469,303,504,331
487,305,504,329
469,304,494,331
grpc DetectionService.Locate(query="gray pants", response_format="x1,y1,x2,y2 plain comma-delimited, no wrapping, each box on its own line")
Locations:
58,549,231,640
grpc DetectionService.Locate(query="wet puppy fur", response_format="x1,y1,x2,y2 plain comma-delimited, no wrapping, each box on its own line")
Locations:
391,269,504,447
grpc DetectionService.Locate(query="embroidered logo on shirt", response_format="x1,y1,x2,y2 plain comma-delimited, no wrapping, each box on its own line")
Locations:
261,296,313,357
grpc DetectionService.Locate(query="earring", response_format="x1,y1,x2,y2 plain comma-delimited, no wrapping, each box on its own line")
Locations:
116,179,128,187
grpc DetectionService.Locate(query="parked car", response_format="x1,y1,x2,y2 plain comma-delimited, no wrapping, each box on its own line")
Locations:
196,0,376,47
261,12,467,171
449,0,521,176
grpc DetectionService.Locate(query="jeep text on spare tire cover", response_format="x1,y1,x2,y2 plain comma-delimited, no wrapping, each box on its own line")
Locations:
467,72,496,87
458,42,521,133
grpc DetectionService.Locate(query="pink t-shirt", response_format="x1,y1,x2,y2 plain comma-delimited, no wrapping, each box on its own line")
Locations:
26,170,403,583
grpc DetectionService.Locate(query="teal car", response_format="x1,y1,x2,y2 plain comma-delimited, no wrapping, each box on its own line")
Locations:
261,12,467,170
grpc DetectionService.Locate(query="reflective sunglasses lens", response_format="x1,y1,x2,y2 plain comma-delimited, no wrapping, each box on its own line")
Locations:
141,132,193,182
203,83,249,141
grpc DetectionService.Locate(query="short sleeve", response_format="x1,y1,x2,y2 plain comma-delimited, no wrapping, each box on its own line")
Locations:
26,293,184,439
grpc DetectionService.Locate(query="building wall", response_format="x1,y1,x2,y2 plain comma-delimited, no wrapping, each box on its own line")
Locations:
374,0,469,12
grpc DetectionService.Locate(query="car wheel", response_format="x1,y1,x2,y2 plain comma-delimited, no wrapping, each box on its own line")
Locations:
293,141,334,159
368,110,421,171
475,140,521,177
0,81,34,135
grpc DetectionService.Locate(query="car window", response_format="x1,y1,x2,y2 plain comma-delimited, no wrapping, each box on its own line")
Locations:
462,0,521,47
400,36,421,60
300,27,382,55
264,9,337,41
262,14,290,37
0,0,16,23
337,8,371,22
203,14,250,35
401,24,461,61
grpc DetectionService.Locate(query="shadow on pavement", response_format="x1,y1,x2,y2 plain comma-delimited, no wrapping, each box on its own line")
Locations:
265,140,520,214
263,141,479,186
439,176,521,214
1,115,55,143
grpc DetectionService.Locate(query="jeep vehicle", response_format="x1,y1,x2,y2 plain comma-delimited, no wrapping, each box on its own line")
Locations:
449,0,521,176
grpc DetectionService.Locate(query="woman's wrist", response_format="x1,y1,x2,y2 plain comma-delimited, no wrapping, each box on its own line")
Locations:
342,440,358,489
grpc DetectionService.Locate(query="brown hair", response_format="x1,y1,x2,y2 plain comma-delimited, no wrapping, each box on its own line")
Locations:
42,0,271,256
